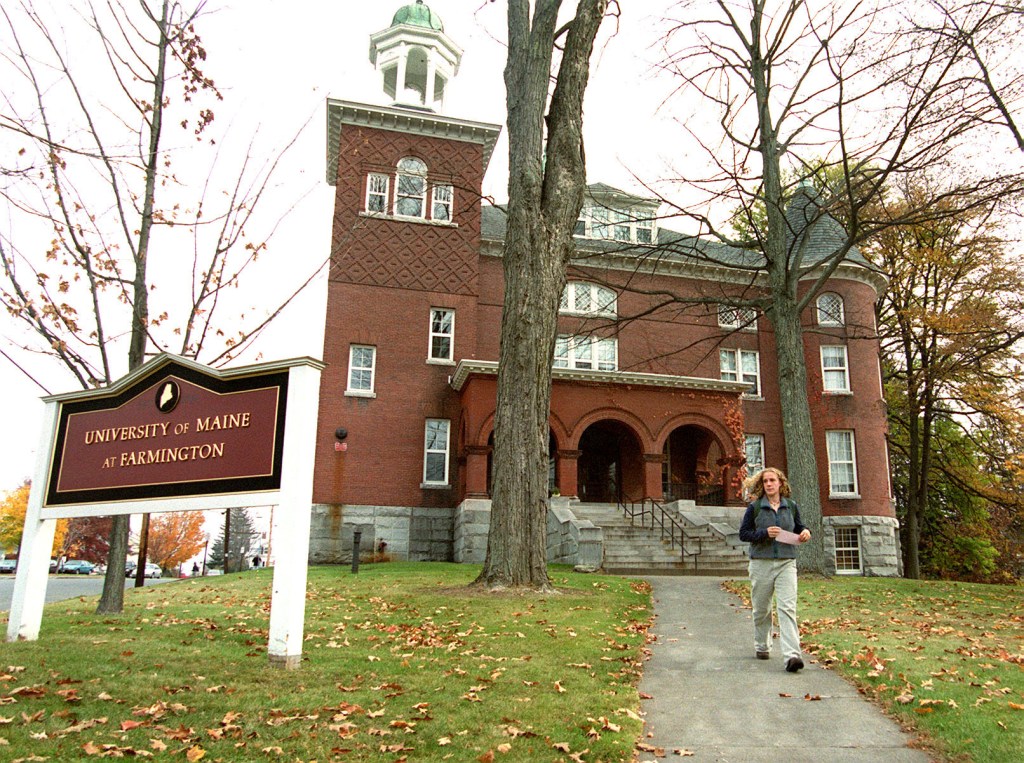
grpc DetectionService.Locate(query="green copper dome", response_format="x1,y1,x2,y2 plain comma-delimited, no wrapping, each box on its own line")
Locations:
391,0,443,32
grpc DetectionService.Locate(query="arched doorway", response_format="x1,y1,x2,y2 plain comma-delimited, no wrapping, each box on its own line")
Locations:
577,421,643,503
662,424,726,505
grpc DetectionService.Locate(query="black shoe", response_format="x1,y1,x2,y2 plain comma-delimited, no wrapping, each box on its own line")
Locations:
755,651,770,660
785,657,804,673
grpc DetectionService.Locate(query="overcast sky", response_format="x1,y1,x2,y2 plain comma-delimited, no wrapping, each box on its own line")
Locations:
0,0,685,492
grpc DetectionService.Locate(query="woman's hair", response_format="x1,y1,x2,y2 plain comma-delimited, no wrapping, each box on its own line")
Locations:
744,467,792,500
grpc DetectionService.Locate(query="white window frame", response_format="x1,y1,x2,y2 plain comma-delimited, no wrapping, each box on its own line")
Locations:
560,282,617,317
432,183,453,222
720,348,761,397
834,526,863,574
817,292,845,326
428,307,455,363
554,335,618,371
744,434,765,474
422,419,450,486
394,157,427,218
346,345,376,397
821,345,851,393
718,305,757,332
573,202,657,244
365,173,389,214
826,430,859,496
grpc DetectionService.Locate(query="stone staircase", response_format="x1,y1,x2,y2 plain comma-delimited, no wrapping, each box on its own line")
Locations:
570,501,749,576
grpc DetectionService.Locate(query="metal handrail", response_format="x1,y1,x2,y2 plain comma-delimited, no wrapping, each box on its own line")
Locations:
619,496,702,569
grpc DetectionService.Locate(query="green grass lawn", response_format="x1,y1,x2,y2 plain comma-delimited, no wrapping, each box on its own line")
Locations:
1,563,651,762
728,575,1024,762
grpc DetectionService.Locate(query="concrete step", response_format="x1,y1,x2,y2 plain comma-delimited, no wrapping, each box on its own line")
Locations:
568,502,749,576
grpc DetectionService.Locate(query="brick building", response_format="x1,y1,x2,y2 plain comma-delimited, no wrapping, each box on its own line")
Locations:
309,1,900,575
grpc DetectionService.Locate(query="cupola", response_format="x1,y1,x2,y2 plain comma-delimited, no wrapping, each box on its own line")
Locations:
369,1,463,112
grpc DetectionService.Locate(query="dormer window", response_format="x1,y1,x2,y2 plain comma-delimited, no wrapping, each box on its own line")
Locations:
560,282,617,317
574,202,656,244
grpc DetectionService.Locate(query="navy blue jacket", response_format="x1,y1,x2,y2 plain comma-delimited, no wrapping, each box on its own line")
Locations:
739,496,807,559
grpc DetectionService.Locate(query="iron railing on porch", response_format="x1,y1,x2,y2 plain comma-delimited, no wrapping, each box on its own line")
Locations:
619,497,702,570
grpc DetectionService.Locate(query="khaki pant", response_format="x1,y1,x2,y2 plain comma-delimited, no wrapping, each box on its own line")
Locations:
748,558,801,660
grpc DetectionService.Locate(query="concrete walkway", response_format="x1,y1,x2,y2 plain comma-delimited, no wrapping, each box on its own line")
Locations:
637,576,932,762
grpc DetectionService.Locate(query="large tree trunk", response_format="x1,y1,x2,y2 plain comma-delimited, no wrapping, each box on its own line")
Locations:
764,290,827,573
475,0,606,590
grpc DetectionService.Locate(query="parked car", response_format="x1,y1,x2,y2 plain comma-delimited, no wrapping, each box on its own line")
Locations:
125,561,137,578
0,558,17,574
58,559,95,574
144,563,162,579
50,559,57,572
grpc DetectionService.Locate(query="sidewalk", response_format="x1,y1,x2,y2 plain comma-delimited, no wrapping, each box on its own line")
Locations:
636,576,932,762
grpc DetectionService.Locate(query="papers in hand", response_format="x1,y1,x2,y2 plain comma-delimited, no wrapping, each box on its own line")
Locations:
774,529,802,545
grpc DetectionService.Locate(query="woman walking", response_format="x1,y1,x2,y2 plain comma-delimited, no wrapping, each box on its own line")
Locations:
739,467,811,672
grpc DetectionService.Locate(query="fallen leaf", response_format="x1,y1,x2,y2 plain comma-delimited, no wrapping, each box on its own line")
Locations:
186,745,206,761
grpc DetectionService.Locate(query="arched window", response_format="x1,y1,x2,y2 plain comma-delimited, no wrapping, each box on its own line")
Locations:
816,292,845,326
559,282,617,317
395,157,428,218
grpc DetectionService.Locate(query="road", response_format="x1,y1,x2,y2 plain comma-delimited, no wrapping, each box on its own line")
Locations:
0,574,179,613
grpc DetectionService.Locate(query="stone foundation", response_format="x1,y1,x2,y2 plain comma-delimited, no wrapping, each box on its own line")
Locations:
823,515,901,577
309,504,455,564
309,500,602,569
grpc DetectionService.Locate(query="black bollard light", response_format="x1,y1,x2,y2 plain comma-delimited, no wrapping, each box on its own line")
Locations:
351,529,361,574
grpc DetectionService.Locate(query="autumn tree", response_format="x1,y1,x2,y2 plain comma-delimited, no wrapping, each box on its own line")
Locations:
0,483,31,553
56,516,114,564
0,481,68,556
146,512,207,572
867,177,1024,579
0,1,310,611
475,0,611,591
645,0,1024,573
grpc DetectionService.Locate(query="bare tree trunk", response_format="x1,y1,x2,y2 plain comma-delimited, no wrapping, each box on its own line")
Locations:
475,0,607,590
766,295,827,572
96,0,169,613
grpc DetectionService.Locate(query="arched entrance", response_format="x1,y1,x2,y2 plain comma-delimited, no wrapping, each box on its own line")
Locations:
577,420,643,503
662,424,726,505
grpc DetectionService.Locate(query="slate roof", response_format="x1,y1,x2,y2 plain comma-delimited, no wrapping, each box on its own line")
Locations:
480,184,873,272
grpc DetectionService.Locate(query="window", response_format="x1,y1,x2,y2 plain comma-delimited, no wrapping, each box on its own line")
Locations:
423,419,450,485
821,345,850,393
834,527,862,573
826,430,858,495
554,335,617,371
432,183,453,222
429,308,454,361
346,345,376,395
574,202,656,243
559,282,617,317
718,305,757,331
366,173,389,213
720,349,761,396
395,157,427,218
635,216,654,244
817,292,845,326
744,434,765,474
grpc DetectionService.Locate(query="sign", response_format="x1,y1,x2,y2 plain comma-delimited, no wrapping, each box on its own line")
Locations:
44,362,288,507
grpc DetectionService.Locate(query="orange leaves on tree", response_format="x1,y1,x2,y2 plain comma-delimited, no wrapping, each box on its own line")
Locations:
147,511,207,571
